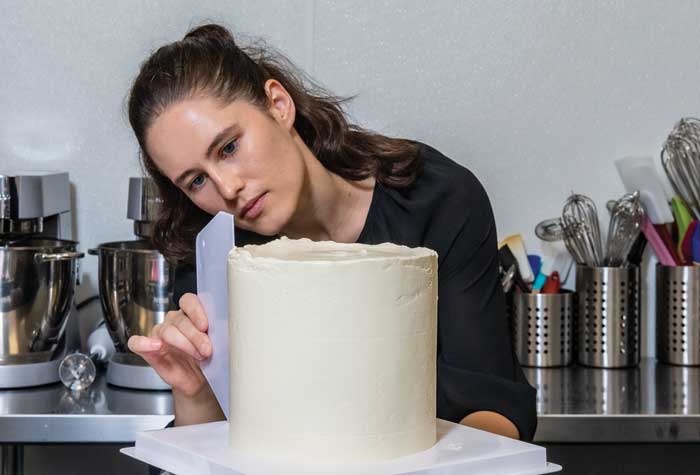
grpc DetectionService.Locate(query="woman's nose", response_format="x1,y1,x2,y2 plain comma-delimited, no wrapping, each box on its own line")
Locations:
212,172,244,201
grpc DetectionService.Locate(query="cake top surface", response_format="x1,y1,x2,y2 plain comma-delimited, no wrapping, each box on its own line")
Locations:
229,237,436,263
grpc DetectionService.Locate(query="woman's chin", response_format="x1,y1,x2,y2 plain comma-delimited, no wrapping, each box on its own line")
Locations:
241,219,282,237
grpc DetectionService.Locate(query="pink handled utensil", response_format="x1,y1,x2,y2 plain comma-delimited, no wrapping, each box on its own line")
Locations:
641,216,677,266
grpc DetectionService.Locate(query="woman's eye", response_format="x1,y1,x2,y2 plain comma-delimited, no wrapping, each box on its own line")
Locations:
190,174,206,190
221,140,237,156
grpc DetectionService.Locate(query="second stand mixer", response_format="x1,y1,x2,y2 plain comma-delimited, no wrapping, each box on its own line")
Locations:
88,177,175,390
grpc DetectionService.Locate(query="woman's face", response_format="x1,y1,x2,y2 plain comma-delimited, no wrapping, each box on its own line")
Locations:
145,81,306,236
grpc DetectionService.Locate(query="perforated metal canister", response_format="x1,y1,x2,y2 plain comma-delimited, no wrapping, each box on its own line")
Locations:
510,291,574,367
656,265,700,366
575,266,641,368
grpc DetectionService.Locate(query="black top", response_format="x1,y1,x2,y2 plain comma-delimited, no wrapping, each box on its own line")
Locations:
172,142,537,441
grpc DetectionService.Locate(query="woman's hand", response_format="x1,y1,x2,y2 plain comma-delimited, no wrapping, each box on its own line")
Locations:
127,293,212,397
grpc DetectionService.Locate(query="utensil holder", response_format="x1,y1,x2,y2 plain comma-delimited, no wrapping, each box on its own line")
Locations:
575,266,641,368
656,265,700,366
510,291,574,367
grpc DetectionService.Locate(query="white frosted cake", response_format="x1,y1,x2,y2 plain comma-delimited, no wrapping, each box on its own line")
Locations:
227,238,438,462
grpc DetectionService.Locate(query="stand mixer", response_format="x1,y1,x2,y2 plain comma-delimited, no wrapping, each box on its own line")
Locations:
0,171,84,388
87,177,174,390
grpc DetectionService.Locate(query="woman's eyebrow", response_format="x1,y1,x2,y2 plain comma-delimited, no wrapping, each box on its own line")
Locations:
175,168,197,187
206,124,240,157
174,123,241,186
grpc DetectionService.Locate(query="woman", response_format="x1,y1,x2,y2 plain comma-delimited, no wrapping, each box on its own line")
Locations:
127,23,536,441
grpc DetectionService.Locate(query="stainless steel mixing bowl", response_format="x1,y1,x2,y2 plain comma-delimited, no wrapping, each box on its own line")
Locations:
0,238,84,364
88,240,175,354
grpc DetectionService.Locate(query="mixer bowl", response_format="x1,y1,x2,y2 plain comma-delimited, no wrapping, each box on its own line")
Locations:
0,238,84,364
89,240,175,354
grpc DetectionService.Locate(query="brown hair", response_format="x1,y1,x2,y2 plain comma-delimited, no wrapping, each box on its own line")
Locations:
128,23,421,264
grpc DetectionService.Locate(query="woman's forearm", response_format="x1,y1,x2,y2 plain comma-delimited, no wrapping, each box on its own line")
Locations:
173,382,225,426
460,411,520,440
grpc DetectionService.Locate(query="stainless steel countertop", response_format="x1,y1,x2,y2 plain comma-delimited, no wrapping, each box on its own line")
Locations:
1,358,697,444
0,371,173,443
525,357,700,443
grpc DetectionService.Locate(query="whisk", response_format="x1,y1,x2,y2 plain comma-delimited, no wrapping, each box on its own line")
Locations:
661,117,700,219
536,191,644,267
604,191,645,266
561,193,604,267
561,220,592,265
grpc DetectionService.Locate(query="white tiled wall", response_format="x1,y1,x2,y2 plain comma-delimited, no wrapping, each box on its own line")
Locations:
4,0,700,354
2,3,700,470
5,0,700,354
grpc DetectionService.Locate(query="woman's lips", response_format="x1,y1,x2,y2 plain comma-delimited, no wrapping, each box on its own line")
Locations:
241,192,266,220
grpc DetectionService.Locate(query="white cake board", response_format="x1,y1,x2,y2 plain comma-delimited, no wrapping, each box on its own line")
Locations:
121,419,561,475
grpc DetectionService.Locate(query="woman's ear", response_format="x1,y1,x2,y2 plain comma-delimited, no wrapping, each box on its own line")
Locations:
265,79,296,130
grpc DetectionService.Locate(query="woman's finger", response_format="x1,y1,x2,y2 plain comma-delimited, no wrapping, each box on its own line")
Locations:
128,334,207,393
172,313,212,358
151,322,165,338
159,323,204,361
179,293,209,332
127,335,162,354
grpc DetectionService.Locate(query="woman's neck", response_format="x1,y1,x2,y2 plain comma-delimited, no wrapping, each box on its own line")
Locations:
281,139,375,243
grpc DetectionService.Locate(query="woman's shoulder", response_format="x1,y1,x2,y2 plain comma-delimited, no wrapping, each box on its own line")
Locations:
388,142,492,225
402,143,498,269
368,142,494,254
413,142,488,204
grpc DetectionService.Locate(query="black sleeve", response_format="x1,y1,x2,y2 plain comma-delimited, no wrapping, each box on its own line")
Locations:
435,179,537,441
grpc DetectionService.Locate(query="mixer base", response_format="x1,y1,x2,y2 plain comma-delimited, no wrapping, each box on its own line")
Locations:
0,358,62,388
106,357,171,390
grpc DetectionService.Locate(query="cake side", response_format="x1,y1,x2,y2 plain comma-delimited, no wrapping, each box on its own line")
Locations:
227,238,438,462
229,236,437,264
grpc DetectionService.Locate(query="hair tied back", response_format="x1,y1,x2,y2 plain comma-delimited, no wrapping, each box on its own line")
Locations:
183,23,237,48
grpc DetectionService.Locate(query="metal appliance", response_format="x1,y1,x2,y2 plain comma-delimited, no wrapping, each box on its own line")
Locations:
90,177,174,390
0,171,84,388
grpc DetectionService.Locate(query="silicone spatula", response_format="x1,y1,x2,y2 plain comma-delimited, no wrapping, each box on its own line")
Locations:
672,197,693,255
615,156,673,224
541,252,574,285
498,234,534,283
528,254,542,278
641,216,677,266
693,223,700,264
654,223,682,265
532,272,547,291
541,271,561,294
680,220,698,265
